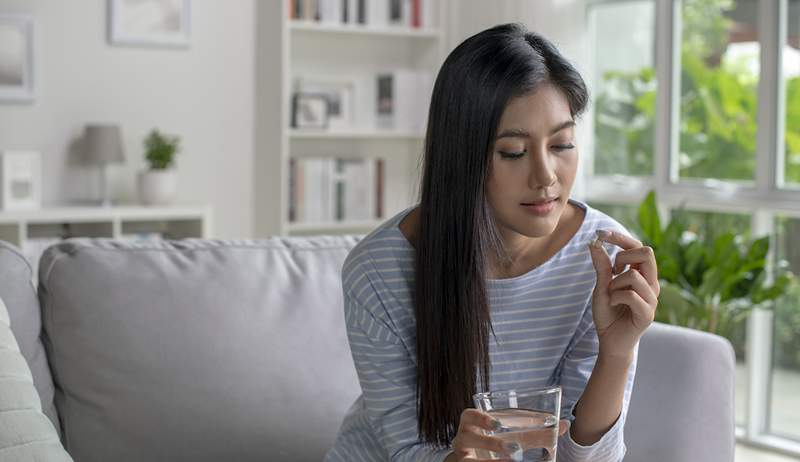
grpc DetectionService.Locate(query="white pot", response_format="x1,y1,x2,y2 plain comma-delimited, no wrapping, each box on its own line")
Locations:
137,169,177,205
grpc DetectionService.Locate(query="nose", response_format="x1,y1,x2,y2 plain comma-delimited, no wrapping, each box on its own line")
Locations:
527,146,557,190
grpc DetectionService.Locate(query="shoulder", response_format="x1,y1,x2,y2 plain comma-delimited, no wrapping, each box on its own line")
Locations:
341,209,415,301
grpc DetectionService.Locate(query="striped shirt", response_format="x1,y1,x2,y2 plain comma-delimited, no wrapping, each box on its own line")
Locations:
324,198,638,462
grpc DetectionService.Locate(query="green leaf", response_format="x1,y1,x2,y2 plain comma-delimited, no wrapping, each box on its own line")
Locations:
637,190,662,247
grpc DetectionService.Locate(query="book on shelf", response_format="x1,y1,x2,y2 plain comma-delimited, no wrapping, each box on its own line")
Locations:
289,156,384,224
289,0,432,29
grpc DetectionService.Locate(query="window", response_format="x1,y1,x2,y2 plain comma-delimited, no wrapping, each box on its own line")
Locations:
771,216,800,439
585,0,800,453
678,0,759,182
784,0,800,186
589,0,656,177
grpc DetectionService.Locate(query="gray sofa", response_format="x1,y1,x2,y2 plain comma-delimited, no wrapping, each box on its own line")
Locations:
0,237,736,461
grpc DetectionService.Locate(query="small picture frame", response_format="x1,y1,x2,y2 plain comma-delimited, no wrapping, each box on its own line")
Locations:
292,93,329,129
108,0,191,48
294,76,356,131
0,151,42,210
0,14,35,103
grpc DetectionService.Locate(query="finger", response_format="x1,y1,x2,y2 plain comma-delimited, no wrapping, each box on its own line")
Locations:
558,419,571,436
459,409,500,433
596,229,643,251
609,289,655,324
452,432,518,458
613,246,658,286
588,239,613,289
608,269,658,305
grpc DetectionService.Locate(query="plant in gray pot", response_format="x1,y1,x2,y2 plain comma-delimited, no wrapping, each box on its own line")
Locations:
138,129,180,205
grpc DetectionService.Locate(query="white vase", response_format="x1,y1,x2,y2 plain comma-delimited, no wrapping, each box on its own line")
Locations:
137,169,177,205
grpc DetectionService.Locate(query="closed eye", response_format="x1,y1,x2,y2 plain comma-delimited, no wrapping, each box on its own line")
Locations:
499,151,525,159
553,144,575,152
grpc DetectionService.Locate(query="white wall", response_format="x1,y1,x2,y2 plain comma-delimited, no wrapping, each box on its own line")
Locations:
0,0,255,239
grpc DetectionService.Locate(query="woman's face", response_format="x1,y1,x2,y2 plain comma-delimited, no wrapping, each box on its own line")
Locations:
487,83,579,241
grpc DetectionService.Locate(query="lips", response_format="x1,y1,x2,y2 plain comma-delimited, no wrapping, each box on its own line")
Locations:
521,197,558,206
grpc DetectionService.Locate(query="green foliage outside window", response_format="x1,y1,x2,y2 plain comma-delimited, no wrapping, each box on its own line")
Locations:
593,0,800,182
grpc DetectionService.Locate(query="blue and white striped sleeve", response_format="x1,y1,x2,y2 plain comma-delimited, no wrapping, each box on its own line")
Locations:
343,284,452,462
556,299,639,462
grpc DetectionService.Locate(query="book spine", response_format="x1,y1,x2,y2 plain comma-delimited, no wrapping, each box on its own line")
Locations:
376,158,384,219
411,0,420,28
289,158,296,222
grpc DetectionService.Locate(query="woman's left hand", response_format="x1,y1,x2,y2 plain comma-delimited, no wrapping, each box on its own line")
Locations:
587,229,659,360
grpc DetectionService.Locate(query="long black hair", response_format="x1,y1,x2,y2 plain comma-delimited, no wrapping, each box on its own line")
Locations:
413,23,589,446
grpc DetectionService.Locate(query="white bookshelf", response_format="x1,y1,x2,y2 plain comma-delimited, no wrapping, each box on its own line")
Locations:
254,0,450,237
0,205,213,283
0,205,213,247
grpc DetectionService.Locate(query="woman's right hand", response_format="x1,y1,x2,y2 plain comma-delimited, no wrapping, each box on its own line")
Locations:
444,409,519,462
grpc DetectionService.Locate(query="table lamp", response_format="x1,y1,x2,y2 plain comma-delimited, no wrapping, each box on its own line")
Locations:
84,124,124,207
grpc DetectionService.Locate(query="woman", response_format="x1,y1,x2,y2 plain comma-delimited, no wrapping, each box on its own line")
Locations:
324,23,658,462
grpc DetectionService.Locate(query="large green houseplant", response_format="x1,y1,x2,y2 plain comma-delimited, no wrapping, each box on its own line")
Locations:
634,191,795,353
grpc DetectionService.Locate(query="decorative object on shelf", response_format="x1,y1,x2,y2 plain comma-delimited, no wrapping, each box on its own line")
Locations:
108,0,191,48
294,76,356,131
84,124,125,207
138,128,180,205
0,14,34,103
291,93,329,129
376,69,433,132
0,151,41,210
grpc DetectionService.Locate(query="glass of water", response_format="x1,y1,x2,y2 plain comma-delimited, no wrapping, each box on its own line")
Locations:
472,386,561,461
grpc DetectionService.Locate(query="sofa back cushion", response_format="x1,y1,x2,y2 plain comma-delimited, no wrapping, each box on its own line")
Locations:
0,241,60,432
39,237,363,462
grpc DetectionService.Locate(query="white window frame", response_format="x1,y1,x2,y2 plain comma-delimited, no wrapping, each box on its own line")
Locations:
584,0,800,457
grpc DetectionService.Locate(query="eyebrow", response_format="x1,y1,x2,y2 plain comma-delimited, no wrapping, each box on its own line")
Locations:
495,120,576,140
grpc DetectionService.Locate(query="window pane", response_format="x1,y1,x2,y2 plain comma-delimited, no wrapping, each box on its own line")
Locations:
589,1,656,176
771,216,800,438
678,0,759,181
785,1,800,185
669,209,751,426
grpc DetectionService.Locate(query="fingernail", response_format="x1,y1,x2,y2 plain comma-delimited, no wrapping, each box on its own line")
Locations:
504,441,522,454
596,229,611,239
491,419,503,431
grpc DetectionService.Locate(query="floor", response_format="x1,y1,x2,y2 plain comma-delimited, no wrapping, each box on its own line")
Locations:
736,444,799,461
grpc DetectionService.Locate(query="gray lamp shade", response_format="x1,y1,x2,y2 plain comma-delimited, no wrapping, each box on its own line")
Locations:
84,124,125,165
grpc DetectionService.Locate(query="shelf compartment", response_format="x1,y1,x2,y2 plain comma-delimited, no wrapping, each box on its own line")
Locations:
27,221,114,240
120,219,204,240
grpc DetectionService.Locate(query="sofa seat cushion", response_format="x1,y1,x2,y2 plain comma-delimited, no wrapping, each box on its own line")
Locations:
39,237,363,462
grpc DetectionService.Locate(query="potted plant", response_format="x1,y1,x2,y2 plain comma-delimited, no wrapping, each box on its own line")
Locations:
138,129,181,205
634,190,796,358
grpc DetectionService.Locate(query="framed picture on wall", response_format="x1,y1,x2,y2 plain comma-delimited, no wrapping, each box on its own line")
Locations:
108,0,191,48
0,14,34,103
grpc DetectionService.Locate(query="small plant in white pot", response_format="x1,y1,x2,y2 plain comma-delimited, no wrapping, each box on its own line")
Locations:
138,129,181,206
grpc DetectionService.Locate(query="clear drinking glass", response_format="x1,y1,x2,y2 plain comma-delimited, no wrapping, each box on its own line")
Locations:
472,386,561,461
